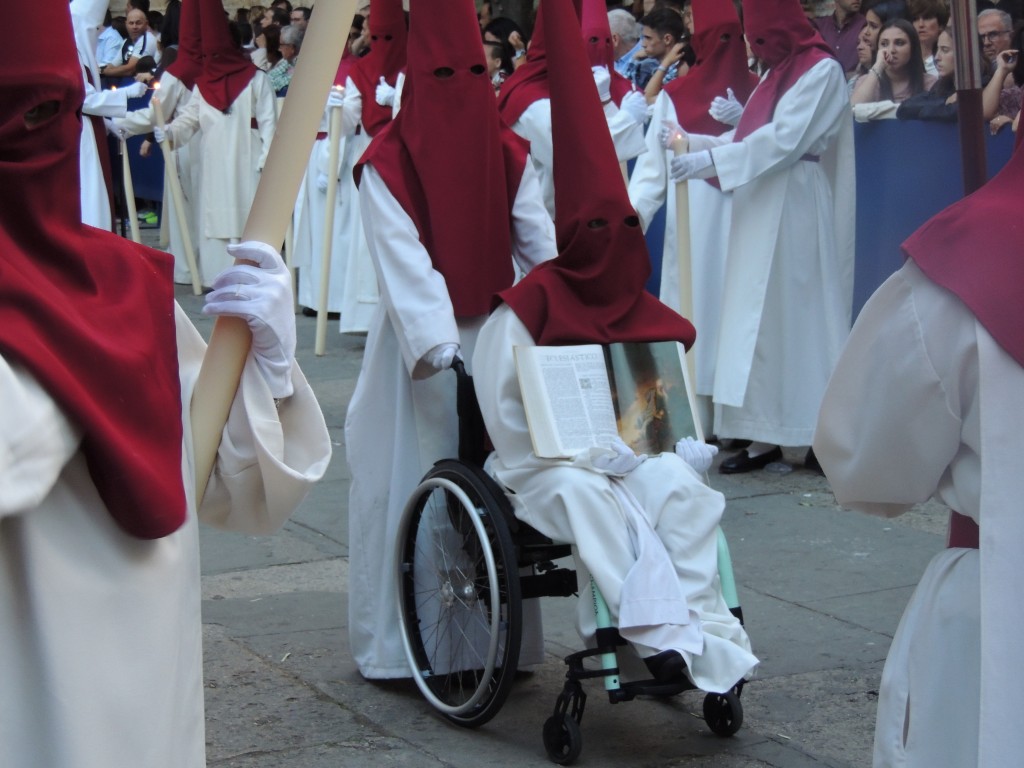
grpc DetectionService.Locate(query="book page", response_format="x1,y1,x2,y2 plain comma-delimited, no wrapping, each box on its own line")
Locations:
515,345,619,458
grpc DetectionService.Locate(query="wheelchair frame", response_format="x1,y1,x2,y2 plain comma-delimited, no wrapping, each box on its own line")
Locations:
394,361,746,764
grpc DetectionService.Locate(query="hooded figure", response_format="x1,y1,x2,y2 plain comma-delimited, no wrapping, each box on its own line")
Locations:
581,0,633,105
112,0,203,285
473,0,758,694
70,0,146,230
815,142,1024,768
303,0,411,327
160,0,278,287
345,0,556,679
497,0,647,219
666,0,855,474
628,0,760,426
0,3,330,765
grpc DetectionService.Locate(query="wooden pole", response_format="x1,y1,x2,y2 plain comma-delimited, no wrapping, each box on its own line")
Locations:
951,0,987,194
669,132,697,390
153,91,203,296
120,137,142,243
315,94,343,356
190,0,357,504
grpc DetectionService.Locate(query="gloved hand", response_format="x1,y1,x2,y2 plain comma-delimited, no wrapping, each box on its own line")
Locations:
316,172,329,193
375,76,396,107
708,87,743,126
619,90,648,126
592,65,611,103
153,124,168,145
424,342,460,374
122,80,148,99
203,241,296,399
326,85,345,110
668,149,715,182
674,436,718,474
657,119,688,151
593,437,647,475
104,117,128,139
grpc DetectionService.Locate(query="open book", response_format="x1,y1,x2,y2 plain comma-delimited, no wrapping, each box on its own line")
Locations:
514,341,703,459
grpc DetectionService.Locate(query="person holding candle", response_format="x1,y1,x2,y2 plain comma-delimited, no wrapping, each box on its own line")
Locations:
345,0,557,680
0,3,331,765
155,0,277,287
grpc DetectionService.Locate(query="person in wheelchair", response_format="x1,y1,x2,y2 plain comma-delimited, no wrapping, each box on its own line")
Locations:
472,0,758,693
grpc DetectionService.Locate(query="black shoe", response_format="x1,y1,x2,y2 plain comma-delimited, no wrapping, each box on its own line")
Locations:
644,650,687,683
301,306,340,320
719,446,783,474
804,447,823,475
723,438,752,451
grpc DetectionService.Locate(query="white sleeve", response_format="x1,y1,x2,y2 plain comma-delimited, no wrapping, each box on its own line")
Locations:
813,262,964,517
359,166,461,378
604,100,646,162
166,87,201,147
510,162,557,274
628,92,672,230
711,59,849,192
252,73,279,171
81,77,131,118
0,356,82,517
341,76,363,136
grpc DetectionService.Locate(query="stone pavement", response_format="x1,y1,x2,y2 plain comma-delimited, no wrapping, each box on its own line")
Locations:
175,285,948,768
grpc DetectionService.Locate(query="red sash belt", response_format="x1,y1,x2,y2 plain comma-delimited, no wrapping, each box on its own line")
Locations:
315,131,328,140
948,511,979,549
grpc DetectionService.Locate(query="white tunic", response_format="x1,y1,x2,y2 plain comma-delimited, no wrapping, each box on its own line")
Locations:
702,58,856,446
472,304,758,693
0,303,331,768
118,72,200,285
628,90,733,398
345,163,556,678
814,260,1024,768
509,96,646,219
167,75,278,286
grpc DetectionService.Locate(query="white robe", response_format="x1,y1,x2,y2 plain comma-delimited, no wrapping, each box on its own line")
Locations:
509,96,647,219
0,303,331,768
118,72,201,285
628,90,733,400
345,162,556,678
814,260,1024,768
472,304,758,693
167,75,278,286
701,58,856,446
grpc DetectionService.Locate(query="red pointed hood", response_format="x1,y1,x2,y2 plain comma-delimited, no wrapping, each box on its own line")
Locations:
195,0,257,111
355,0,528,318
902,142,1024,366
349,0,407,136
166,0,203,90
0,0,186,538
498,0,695,349
664,0,758,135
733,0,834,140
580,0,634,104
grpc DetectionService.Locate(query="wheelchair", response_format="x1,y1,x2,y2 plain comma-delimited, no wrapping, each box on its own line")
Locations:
394,361,747,765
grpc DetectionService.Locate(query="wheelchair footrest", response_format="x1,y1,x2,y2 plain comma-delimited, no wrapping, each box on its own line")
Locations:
520,567,577,600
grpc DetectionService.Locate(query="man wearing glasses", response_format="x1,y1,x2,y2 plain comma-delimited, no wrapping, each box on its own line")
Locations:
977,9,1015,71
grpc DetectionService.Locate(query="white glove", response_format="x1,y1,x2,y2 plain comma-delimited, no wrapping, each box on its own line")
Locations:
657,119,688,151
375,76,396,107
203,241,297,398
592,65,611,103
105,117,128,139
592,437,647,475
326,86,345,110
619,90,648,126
123,80,148,99
668,149,715,182
674,436,718,475
153,125,168,144
316,172,329,193
708,87,743,126
424,342,460,374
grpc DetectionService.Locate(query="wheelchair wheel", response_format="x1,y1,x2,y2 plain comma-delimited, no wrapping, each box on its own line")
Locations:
702,689,743,736
543,713,583,765
396,461,522,728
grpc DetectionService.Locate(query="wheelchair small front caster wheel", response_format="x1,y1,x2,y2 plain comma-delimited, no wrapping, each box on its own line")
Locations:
703,689,743,736
543,713,583,765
